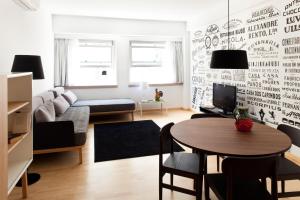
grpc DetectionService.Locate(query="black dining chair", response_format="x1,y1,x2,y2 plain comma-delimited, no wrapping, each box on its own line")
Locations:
191,113,225,172
277,124,300,198
205,156,278,200
159,122,205,200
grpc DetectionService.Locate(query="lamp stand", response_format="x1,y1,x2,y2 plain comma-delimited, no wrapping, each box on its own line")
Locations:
16,172,40,186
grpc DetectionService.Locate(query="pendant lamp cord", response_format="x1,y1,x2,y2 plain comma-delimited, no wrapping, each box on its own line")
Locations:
228,0,230,50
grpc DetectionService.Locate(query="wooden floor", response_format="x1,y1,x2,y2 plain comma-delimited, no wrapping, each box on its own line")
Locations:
8,109,300,200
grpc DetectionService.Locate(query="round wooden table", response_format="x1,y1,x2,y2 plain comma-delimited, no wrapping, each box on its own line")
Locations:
171,118,291,200
171,118,292,157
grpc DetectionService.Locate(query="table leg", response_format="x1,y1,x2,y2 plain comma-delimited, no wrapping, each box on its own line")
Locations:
161,103,163,113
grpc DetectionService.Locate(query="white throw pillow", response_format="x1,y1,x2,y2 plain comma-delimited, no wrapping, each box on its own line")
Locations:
53,96,70,116
50,87,65,98
62,90,78,105
35,101,56,122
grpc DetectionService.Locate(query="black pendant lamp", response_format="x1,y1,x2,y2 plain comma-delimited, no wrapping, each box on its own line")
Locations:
11,55,45,79
210,0,248,69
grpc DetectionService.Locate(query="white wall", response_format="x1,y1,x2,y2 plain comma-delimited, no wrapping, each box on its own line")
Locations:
53,15,190,109
187,0,271,31
0,0,54,95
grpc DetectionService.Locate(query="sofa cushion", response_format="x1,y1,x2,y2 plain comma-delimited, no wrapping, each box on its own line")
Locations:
32,96,44,113
72,99,136,113
50,87,65,98
35,101,56,123
53,96,70,115
62,90,78,105
55,106,90,134
38,91,55,103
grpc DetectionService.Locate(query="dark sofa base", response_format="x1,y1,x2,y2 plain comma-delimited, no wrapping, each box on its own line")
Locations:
90,110,135,121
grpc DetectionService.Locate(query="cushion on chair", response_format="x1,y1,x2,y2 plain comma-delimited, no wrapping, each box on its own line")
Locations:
277,156,300,180
35,101,55,123
206,173,272,200
53,96,70,115
72,99,135,113
163,152,200,175
55,106,90,134
62,90,78,105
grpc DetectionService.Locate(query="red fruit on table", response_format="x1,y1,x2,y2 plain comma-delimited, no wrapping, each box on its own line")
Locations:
235,118,253,132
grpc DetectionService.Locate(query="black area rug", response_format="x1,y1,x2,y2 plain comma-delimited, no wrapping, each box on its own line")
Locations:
94,120,184,162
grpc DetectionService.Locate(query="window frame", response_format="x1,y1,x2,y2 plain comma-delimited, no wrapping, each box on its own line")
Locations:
67,39,118,87
78,39,114,68
130,41,166,68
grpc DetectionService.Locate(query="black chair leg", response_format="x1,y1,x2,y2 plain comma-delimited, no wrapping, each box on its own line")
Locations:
196,179,201,200
217,155,220,172
159,173,163,200
261,178,267,190
170,173,173,191
204,156,210,200
281,180,285,193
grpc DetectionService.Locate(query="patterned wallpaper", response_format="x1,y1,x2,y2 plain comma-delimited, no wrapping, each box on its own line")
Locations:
191,0,300,128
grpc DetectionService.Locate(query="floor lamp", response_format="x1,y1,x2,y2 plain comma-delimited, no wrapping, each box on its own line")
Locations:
11,55,44,185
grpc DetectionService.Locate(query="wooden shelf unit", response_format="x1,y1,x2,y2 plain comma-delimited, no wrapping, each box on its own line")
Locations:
8,101,30,115
8,132,30,154
0,73,33,200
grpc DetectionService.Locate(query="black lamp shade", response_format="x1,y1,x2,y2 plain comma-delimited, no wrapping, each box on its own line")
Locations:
11,55,45,79
210,50,249,69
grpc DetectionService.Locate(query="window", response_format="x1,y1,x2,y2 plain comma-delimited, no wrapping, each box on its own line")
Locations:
68,39,117,86
130,41,183,84
131,41,165,67
79,40,113,67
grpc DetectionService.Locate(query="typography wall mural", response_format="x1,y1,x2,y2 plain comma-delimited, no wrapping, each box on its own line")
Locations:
191,0,300,127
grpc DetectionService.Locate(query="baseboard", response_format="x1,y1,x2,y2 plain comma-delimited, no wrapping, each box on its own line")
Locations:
135,107,190,112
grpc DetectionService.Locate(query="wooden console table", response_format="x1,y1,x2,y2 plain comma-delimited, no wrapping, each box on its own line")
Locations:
200,106,263,124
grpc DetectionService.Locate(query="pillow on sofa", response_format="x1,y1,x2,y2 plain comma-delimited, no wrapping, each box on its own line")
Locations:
50,87,65,98
53,96,70,115
62,91,78,105
35,101,55,122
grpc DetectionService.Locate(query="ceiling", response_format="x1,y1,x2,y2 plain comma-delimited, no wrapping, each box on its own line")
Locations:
42,0,269,22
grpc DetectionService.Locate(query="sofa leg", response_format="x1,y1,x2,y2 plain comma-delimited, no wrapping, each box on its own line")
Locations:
78,148,83,164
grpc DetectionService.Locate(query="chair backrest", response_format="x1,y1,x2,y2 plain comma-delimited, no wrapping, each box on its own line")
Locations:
191,113,224,119
222,156,278,200
159,123,175,165
277,124,300,148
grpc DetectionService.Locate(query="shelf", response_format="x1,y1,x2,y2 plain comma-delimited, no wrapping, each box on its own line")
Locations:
7,158,32,195
7,72,32,79
7,101,29,115
8,133,29,154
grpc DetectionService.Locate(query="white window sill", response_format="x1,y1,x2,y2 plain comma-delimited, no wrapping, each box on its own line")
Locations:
128,83,183,87
64,85,118,89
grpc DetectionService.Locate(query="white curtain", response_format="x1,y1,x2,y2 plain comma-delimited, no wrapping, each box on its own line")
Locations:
171,41,184,83
54,39,71,86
